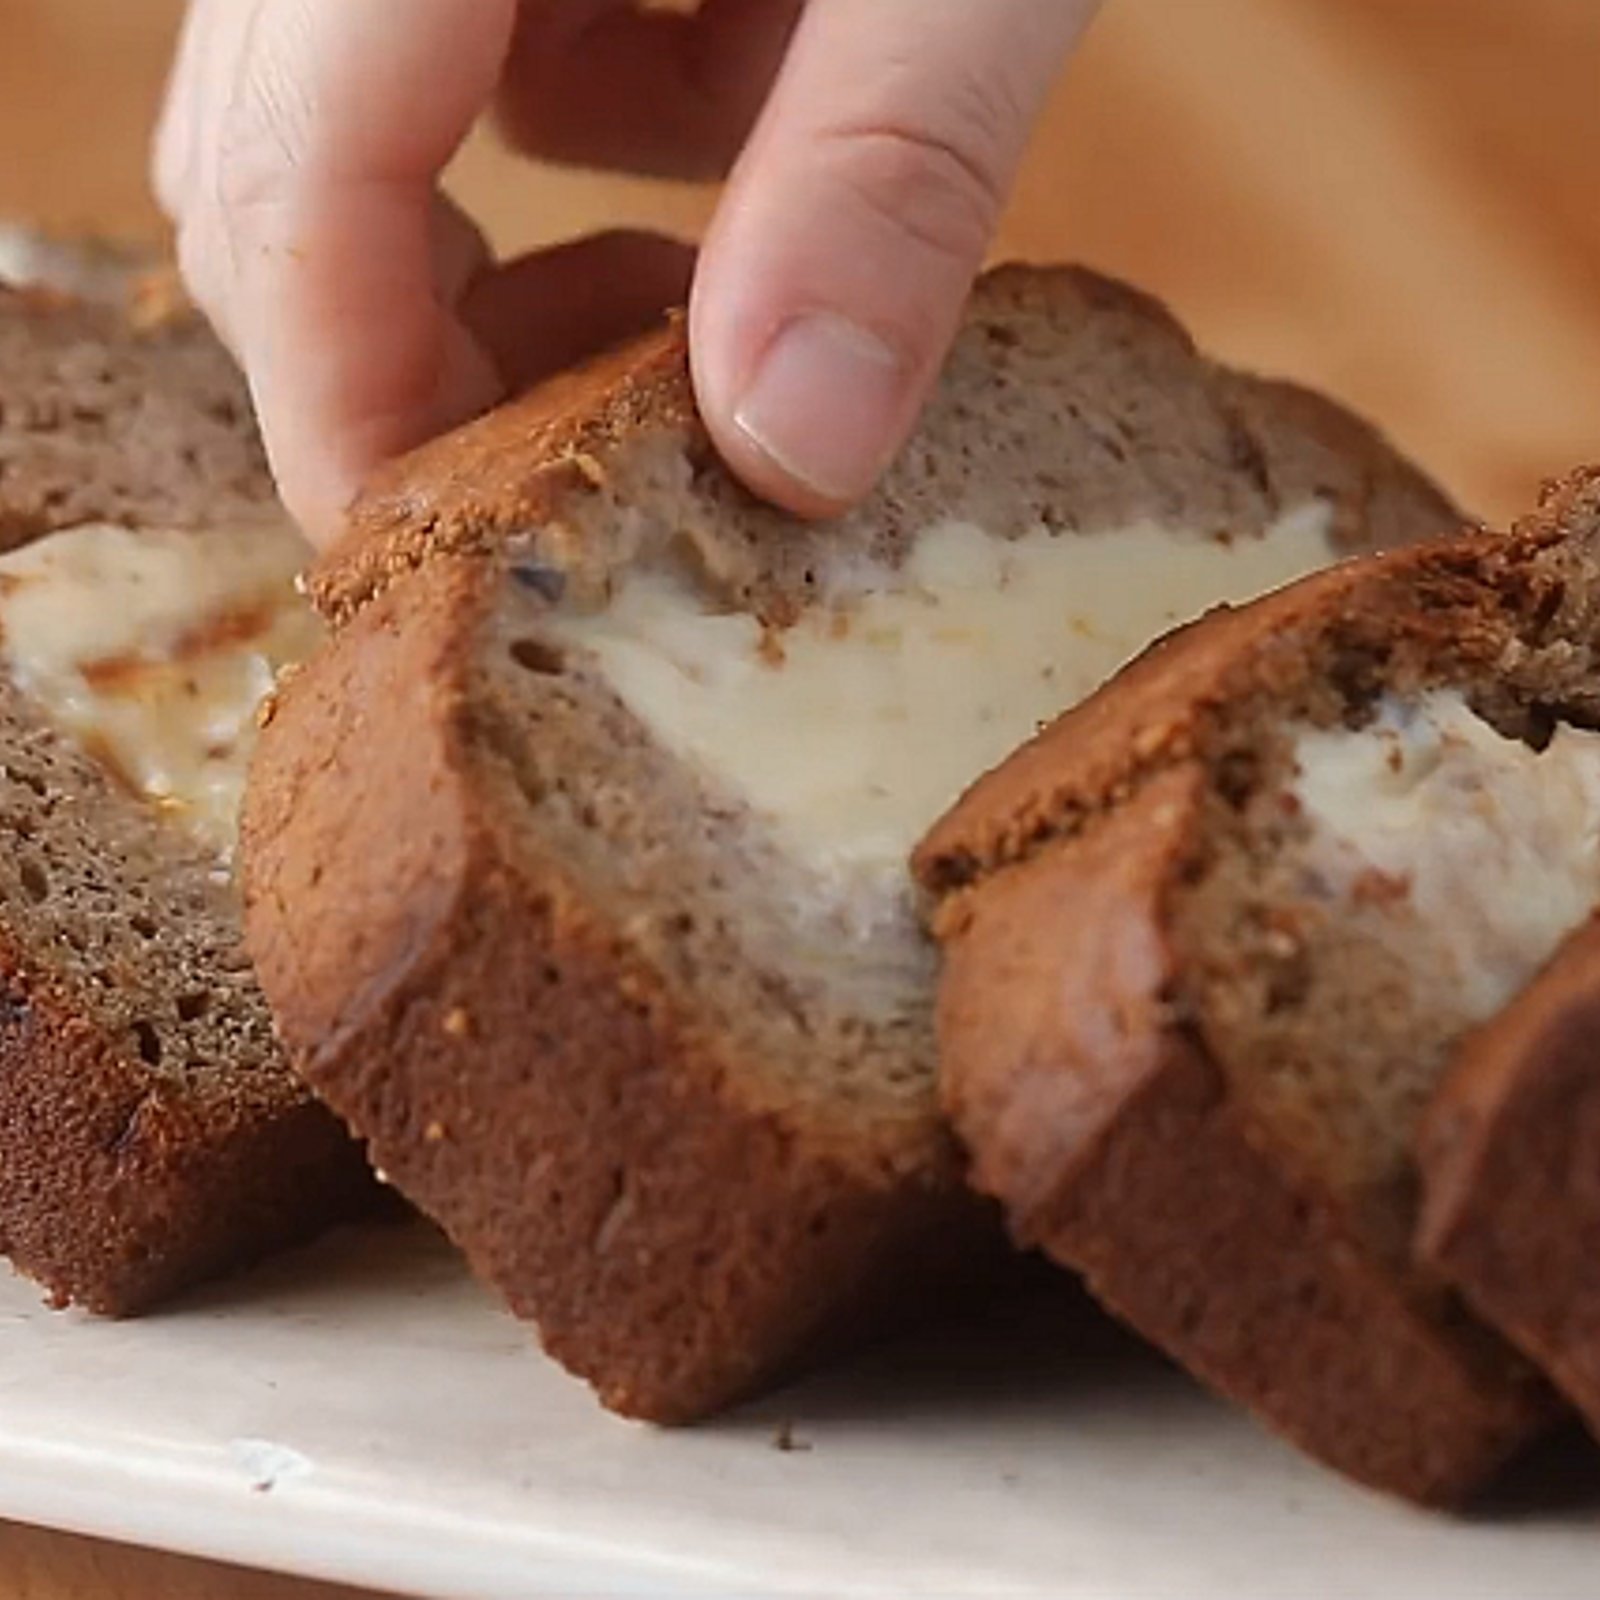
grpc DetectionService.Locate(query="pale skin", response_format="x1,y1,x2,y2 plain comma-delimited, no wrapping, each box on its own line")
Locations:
156,0,1103,548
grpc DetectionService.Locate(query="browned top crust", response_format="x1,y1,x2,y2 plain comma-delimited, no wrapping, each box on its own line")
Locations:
315,323,693,623
315,264,1459,628
916,468,1600,899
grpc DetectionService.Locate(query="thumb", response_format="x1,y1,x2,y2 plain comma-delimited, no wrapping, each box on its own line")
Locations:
689,0,1100,517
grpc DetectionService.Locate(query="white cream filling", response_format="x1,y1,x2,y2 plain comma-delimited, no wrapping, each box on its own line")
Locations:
553,505,1338,925
1292,689,1600,1019
0,519,322,858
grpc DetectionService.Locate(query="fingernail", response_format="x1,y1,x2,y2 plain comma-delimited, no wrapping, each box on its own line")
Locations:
733,312,908,505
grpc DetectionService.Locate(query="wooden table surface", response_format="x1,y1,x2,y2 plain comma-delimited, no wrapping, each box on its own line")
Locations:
1,1,1596,1594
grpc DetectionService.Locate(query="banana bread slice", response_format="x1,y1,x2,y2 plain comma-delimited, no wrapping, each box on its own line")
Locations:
0,278,373,1313
242,264,1456,1422
917,469,1600,1503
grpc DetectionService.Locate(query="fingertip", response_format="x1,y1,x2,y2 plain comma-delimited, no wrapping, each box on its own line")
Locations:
267,448,364,554
253,383,371,550
689,253,942,520
258,317,505,550
262,227,696,549
715,309,923,518
685,0,1095,518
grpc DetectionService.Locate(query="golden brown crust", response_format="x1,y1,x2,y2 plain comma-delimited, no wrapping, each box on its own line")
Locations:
243,558,989,1419
315,323,694,626
937,770,1552,1504
1418,916,1600,1436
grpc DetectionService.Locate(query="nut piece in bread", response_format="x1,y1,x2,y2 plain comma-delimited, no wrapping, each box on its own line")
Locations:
917,470,1600,1503
243,265,1457,1421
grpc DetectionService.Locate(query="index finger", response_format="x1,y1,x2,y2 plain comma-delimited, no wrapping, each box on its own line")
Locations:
176,0,518,540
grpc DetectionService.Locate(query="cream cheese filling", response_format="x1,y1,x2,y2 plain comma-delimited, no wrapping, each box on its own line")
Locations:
1291,689,1600,1019
553,505,1339,918
0,519,322,858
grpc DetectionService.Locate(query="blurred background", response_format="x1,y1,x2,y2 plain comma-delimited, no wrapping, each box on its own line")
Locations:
0,2,1597,1596
4,0,1598,525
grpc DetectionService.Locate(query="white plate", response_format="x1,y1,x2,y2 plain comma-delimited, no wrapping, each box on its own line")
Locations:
0,1219,1594,1599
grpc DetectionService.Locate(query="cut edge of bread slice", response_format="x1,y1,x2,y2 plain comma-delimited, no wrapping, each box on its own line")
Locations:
916,468,1600,1503
242,263,1459,1422
0,275,374,1313
1418,907,1600,1439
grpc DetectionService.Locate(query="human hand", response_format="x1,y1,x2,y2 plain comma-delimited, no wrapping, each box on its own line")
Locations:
156,0,1101,545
